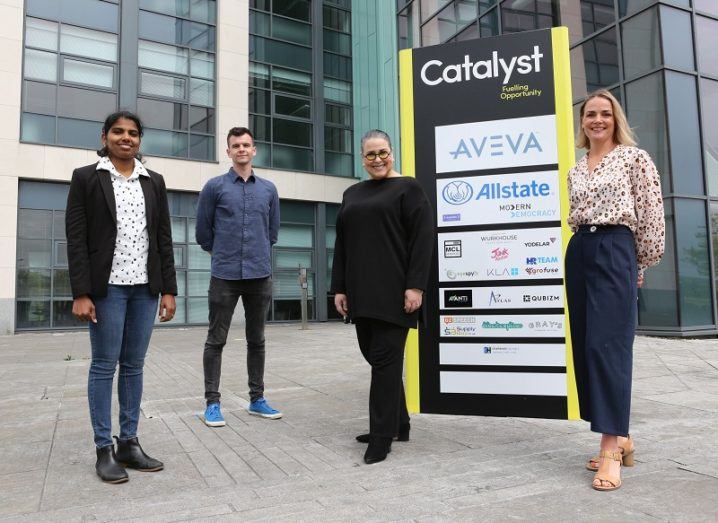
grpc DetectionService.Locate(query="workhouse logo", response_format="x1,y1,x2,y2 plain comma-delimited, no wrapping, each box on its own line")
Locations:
435,115,558,173
419,46,544,86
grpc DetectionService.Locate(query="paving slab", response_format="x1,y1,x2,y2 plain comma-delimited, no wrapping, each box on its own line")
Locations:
0,324,717,521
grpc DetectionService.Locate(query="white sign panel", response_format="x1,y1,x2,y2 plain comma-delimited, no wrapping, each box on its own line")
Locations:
436,170,560,227
440,285,564,309
438,227,563,283
440,314,565,338
440,371,567,396
439,342,566,366
434,114,558,174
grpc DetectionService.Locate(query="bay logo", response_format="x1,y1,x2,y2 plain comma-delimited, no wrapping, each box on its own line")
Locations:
449,132,542,160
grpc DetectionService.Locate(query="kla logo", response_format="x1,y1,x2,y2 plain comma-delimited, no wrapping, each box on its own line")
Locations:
442,181,473,205
449,134,543,161
420,46,544,86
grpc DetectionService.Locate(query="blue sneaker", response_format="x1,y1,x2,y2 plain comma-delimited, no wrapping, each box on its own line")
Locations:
247,398,282,419
203,402,226,427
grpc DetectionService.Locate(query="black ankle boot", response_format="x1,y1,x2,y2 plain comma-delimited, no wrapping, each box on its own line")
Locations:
96,445,129,484
364,437,392,464
356,423,410,443
115,437,164,472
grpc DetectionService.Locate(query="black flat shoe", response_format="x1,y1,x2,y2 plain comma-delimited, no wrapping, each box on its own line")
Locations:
364,437,392,464
356,423,410,443
96,445,129,484
115,437,164,472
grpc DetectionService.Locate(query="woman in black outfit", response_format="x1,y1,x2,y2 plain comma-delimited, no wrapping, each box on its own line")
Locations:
331,129,433,464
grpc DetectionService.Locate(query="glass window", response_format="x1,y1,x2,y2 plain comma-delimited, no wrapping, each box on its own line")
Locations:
188,244,211,269
143,128,189,157
17,239,52,268
696,16,718,77
249,115,271,142
273,119,312,147
272,68,311,96
570,28,619,99
422,3,460,46
274,0,311,22
187,21,215,51
18,209,53,239
581,0,614,37
275,250,313,269
187,271,210,295
701,79,718,197
326,103,351,126
398,3,420,50
626,72,670,191
324,78,351,104
661,6,694,72
421,0,453,21
171,216,187,242
190,50,215,79
60,25,118,62
250,9,271,37
139,10,187,45
695,0,718,16
281,200,314,223
190,0,217,24
325,127,352,152
324,29,351,55
24,48,57,82
53,269,72,297
275,224,314,249
250,88,271,114
501,0,557,34
665,72,703,195
25,18,58,51
140,0,190,18
62,58,114,88
273,16,312,45
323,5,350,32
455,22,478,42
22,81,56,116
16,269,51,298
618,0,658,17
324,53,352,81
273,271,315,298
189,78,214,106
138,40,189,75
57,86,116,121
675,199,712,326
621,6,660,80
57,118,102,149
250,36,312,71
190,106,214,133
187,297,209,323
275,95,311,118
26,0,119,33
21,113,56,143
272,145,313,171
638,199,677,327
16,301,51,329
137,98,188,131
140,71,186,99
250,62,270,88
479,9,498,37
190,134,214,160
325,152,353,176
253,141,271,167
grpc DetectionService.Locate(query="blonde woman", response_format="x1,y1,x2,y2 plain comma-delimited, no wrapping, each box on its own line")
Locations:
565,90,665,491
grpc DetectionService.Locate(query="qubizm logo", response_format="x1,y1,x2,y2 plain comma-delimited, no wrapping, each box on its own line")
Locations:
442,181,473,205
449,133,543,161
420,46,544,86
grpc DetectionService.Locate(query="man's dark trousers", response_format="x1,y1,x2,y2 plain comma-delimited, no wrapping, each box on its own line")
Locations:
203,276,272,405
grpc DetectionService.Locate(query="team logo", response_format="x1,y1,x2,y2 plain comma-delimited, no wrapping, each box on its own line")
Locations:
441,181,474,205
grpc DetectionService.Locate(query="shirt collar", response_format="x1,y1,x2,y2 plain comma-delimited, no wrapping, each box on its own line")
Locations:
229,167,256,183
97,156,149,179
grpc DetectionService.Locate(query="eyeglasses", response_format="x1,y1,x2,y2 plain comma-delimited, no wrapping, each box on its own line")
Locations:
363,150,391,161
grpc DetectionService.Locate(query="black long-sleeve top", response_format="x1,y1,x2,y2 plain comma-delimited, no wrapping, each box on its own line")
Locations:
330,176,434,328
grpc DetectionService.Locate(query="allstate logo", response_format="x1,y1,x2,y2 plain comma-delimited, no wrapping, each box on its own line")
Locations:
442,181,473,205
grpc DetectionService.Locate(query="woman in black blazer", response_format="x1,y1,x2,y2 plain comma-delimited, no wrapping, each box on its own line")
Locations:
66,111,177,484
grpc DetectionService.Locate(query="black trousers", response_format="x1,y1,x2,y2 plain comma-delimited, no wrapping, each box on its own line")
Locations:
203,276,272,405
565,225,637,436
354,318,410,438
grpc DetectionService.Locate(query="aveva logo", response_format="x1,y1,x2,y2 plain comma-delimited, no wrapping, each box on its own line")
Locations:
420,46,544,86
449,132,542,160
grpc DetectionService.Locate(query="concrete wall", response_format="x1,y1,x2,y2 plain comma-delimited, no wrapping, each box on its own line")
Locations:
0,0,356,333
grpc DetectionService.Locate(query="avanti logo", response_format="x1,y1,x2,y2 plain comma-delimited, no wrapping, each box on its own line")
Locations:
449,133,543,160
419,46,544,86
441,180,473,205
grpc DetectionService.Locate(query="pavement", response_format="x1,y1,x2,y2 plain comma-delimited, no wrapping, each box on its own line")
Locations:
0,323,717,522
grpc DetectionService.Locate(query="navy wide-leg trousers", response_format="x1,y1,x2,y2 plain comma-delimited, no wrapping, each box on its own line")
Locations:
565,224,637,436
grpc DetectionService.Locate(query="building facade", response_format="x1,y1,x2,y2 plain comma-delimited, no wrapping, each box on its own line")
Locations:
1,0,716,336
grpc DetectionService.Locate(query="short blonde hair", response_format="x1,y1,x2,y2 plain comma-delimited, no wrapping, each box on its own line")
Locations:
576,89,636,149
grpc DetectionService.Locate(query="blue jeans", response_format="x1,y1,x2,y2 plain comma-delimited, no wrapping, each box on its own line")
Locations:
88,284,158,448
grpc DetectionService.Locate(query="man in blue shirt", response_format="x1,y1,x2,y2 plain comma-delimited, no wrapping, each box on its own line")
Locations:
196,127,281,426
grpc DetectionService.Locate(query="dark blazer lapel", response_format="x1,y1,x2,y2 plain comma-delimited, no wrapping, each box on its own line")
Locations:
139,175,154,230
96,169,117,224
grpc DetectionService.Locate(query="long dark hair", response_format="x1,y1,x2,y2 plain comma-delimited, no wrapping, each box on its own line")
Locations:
97,111,145,159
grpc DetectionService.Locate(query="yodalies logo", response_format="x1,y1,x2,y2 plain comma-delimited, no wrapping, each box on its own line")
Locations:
449,133,543,160
420,45,544,86
444,289,472,308
444,239,462,258
442,181,473,205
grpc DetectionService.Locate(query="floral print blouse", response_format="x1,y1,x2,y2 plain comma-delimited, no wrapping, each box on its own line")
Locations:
567,144,665,276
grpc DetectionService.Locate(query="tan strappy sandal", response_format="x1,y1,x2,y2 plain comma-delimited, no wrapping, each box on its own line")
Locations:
586,435,635,471
592,450,623,491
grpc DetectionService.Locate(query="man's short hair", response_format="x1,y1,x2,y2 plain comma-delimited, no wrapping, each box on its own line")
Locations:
227,127,254,146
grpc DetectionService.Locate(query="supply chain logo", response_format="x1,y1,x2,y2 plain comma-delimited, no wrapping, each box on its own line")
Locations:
419,45,544,86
